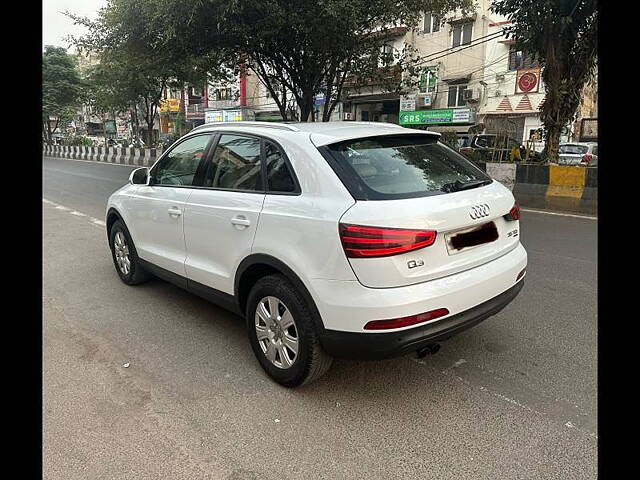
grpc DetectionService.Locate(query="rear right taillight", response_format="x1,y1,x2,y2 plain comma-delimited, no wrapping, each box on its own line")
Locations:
504,202,520,221
581,153,593,165
339,224,437,258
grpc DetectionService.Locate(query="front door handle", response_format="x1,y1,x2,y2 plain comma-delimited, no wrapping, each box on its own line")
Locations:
231,216,251,227
168,207,182,218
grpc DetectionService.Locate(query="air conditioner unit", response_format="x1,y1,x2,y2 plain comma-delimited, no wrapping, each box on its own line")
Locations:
463,89,478,101
496,74,505,83
343,112,354,120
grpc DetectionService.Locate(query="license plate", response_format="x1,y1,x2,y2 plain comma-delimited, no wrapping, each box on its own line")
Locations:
445,221,499,255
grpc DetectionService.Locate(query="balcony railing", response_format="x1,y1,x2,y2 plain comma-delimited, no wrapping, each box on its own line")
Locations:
208,99,239,109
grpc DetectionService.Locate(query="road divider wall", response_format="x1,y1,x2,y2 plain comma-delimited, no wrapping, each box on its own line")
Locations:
43,145,164,167
475,162,596,215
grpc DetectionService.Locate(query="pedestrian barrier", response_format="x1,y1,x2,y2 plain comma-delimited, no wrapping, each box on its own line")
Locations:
475,162,597,215
42,144,164,167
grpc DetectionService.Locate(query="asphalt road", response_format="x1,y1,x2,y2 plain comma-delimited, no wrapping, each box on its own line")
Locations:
43,156,597,479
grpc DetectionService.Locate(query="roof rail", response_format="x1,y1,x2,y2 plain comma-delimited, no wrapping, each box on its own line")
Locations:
192,121,300,132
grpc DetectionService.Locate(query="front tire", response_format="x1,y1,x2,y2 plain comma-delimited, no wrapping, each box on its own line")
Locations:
246,274,333,387
109,220,151,285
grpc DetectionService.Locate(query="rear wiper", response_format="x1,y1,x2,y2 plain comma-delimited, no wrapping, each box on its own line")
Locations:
441,179,492,193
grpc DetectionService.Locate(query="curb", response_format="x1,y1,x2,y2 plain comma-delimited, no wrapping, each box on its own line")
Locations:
43,145,163,167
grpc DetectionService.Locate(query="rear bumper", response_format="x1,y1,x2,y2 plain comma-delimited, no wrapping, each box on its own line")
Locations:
319,279,524,360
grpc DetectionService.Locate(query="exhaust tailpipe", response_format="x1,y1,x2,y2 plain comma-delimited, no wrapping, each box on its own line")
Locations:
416,343,441,358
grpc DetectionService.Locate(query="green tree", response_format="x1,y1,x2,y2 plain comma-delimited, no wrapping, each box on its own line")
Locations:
89,0,472,122
66,0,221,146
491,0,597,163
42,46,83,144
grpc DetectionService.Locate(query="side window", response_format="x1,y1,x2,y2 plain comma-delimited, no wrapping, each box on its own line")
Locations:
265,141,297,193
151,134,211,186
204,134,263,191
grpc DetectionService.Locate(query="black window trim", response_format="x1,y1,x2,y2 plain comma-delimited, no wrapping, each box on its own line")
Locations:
196,130,302,196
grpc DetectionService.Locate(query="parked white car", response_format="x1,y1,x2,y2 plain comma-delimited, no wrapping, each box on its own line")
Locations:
558,142,598,167
106,121,527,386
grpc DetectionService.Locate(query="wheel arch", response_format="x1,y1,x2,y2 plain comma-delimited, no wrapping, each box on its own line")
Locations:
106,207,123,245
234,254,325,334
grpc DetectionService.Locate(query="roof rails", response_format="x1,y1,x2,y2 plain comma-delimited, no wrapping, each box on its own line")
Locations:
192,121,300,132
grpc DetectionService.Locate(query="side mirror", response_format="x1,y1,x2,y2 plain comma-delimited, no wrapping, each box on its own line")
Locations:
129,167,149,185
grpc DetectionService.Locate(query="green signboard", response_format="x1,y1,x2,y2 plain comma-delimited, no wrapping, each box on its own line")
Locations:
399,108,471,126
105,119,117,134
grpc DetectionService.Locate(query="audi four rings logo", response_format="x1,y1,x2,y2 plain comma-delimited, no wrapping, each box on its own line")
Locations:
469,204,490,219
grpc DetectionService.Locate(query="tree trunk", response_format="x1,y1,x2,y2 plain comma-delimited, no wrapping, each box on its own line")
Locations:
543,126,561,164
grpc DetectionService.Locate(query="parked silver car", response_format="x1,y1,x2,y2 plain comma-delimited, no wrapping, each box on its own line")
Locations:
558,142,598,167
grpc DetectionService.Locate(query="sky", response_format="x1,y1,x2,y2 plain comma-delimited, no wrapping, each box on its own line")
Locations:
42,0,107,51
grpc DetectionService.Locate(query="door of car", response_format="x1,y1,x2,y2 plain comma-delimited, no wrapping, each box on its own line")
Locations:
128,133,214,276
183,133,267,295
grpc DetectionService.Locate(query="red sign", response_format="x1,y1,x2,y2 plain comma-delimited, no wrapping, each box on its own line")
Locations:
515,67,541,94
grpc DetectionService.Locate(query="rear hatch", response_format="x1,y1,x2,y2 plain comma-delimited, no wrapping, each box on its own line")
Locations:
317,133,520,288
558,144,588,165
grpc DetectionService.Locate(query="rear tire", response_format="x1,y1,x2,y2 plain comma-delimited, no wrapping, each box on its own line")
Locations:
246,274,333,387
109,220,152,285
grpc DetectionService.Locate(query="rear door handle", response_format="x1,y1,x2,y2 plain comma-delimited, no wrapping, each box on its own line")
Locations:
231,216,251,227
168,207,182,217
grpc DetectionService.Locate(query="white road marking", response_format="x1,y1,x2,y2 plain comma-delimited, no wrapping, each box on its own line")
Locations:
43,156,139,168
43,198,105,229
520,208,597,220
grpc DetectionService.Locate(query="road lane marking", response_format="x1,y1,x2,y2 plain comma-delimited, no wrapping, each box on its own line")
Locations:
520,208,597,220
43,198,106,229
43,156,138,168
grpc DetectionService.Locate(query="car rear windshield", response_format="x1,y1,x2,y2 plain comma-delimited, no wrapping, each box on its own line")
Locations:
321,134,491,200
559,144,589,155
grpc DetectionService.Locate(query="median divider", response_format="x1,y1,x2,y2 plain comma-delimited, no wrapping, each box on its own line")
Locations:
43,145,163,167
477,162,596,215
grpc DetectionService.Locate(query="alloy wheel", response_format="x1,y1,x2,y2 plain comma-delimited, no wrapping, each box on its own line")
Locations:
113,231,131,276
255,296,299,369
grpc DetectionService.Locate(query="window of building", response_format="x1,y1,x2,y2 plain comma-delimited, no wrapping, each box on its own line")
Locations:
203,134,263,191
423,13,440,34
448,84,467,107
452,22,473,47
419,67,438,94
508,46,539,70
215,88,233,101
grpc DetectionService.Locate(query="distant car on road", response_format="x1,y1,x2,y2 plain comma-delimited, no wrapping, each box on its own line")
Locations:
558,142,598,167
106,121,526,387
459,134,542,163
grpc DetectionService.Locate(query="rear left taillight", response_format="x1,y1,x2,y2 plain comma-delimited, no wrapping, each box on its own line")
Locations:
581,153,593,165
339,224,437,258
504,202,520,221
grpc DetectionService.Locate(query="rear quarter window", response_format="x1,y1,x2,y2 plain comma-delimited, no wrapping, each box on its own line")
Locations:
320,134,491,200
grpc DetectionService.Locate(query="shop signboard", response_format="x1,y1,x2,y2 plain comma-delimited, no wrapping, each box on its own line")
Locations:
399,108,472,126
400,96,416,112
223,110,243,122
205,110,224,123
105,119,116,134
160,98,180,113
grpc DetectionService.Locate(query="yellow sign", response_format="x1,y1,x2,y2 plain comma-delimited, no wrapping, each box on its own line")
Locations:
160,98,180,113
